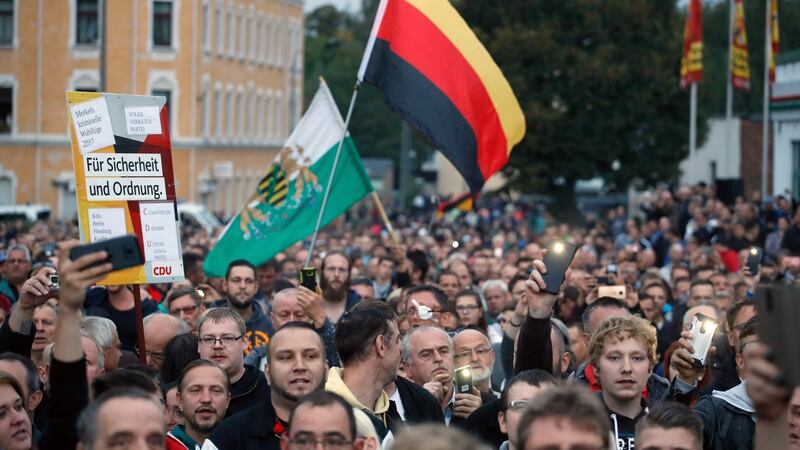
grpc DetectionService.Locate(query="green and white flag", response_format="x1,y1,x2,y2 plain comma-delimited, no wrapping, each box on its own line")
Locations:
204,80,374,277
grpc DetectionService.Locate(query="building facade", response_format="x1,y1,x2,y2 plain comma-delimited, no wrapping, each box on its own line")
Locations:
0,0,303,219
771,49,800,198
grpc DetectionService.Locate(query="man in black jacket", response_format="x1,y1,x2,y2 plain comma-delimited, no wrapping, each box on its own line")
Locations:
196,308,268,417
206,322,328,450
401,325,485,426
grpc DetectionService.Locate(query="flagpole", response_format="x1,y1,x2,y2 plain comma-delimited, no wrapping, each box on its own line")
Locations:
371,191,400,244
761,0,772,199
690,82,698,169
725,0,735,174
305,81,362,267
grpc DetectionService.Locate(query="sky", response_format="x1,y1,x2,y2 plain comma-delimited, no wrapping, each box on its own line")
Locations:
304,0,362,13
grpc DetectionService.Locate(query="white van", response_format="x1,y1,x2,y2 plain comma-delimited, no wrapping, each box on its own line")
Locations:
177,202,222,233
0,204,52,223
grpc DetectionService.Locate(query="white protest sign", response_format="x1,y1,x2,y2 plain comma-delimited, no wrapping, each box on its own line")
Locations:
84,153,164,177
86,178,168,201
87,208,127,242
140,202,180,261
70,97,116,155
125,106,163,135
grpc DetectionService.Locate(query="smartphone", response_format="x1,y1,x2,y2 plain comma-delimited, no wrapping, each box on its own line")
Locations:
300,267,317,292
454,365,473,394
596,276,612,286
598,285,626,301
541,241,578,295
754,284,800,386
49,273,59,291
688,313,718,368
69,235,144,272
746,247,762,275
606,264,617,275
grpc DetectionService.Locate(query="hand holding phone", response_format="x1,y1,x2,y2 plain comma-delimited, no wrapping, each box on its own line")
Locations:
540,241,578,295
300,267,317,292
68,235,144,272
688,313,718,368
454,365,473,394
746,247,762,275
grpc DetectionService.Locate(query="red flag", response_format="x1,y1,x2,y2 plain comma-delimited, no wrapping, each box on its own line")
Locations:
769,0,779,84
731,0,751,91
680,0,703,89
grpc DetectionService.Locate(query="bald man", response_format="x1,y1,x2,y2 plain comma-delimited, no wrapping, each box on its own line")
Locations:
143,313,191,370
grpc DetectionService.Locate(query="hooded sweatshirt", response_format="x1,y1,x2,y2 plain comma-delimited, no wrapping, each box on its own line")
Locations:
694,381,755,450
603,397,648,450
325,367,390,439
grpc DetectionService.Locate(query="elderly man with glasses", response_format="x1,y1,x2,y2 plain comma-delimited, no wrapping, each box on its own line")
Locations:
197,307,268,418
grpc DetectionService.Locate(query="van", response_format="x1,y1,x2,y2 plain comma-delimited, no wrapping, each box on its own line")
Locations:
0,204,52,223
177,202,222,234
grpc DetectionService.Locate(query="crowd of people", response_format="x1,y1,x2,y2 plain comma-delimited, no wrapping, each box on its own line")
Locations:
0,182,797,450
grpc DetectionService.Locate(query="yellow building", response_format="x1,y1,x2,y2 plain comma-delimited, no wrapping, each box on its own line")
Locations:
0,0,303,219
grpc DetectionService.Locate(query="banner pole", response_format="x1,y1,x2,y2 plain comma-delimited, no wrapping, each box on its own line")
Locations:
761,0,772,199
371,191,400,244
305,81,362,267
132,285,147,364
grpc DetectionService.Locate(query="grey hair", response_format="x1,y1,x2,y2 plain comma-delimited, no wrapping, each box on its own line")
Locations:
81,316,117,349
77,388,165,449
79,332,105,370
6,244,31,262
143,312,192,335
481,279,508,295
682,300,724,328
401,325,451,363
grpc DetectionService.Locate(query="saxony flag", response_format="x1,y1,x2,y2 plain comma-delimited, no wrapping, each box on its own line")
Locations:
204,80,374,276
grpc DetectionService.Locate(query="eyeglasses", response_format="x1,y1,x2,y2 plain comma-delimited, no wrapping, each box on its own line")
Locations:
454,347,493,360
288,436,353,450
135,345,164,361
170,304,198,316
508,400,529,411
198,334,245,347
455,305,481,312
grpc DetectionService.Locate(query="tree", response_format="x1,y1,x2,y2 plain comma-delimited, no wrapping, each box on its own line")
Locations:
455,0,706,219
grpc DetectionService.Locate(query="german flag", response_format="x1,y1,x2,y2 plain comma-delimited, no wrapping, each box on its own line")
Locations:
357,0,525,193
436,191,475,219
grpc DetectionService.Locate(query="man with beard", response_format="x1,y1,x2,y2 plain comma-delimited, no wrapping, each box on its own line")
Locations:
320,252,360,323
167,360,230,450
220,260,273,355
452,329,498,398
206,322,328,450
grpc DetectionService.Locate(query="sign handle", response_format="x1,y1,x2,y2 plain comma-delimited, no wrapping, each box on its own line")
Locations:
132,285,147,364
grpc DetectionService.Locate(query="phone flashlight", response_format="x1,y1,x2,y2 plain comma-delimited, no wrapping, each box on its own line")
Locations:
451,241,460,249
552,241,565,254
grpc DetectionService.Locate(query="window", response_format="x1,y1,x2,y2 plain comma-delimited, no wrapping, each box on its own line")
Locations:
76,0,99,45
237,90,244,139
215,86,223,139
266,92,274,139
226,88,234,138
0,86,11,134
237,8,244,60
202,1,211,53
153,1,173,47
152,89,171,130
201,81,210,139
0,0,13,45
215,3,224,55
226,6,234,57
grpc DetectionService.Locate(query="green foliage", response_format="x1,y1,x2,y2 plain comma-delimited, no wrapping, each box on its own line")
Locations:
456,0,704,200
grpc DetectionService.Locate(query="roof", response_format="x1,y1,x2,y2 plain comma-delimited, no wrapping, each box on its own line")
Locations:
777,49,800,65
